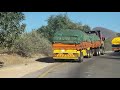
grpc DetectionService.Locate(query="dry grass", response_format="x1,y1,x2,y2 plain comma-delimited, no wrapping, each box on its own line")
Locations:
0,54,46,66
13,31,52,57
0,54,54,78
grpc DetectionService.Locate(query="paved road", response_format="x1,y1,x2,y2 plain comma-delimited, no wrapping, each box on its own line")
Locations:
22,52,120,78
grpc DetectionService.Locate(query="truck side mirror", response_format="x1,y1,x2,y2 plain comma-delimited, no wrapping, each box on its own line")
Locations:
103,38,105,41
102,37,105,41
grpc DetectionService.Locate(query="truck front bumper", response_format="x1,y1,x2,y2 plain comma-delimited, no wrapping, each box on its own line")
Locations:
112,48,120,51
53,53,79,60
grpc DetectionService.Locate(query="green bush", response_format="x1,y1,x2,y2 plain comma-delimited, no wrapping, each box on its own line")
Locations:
104,38,112,51
13,31,52,57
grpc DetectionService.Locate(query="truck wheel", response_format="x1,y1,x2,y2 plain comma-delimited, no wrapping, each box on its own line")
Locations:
86,50,90,58
53,59,57,62
101,48,105,55
94,49,99,56
114,51,119,52
78,52,83,62
93,49,97,56
86,50,92,58
97,49,101,56
89,50,93,58
96,50,98,56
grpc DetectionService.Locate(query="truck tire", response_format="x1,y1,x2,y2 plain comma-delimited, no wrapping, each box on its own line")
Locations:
88,50,92,58
78,52,83,62
93,49,97,56
96,50,99,56
101,48,105,55
53,59,57,62
93,49,100,56
114,51,119,52
86,50,90,58
97,48,101,56
89,50,93,58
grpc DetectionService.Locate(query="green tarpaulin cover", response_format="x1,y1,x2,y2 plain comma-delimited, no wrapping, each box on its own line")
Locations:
88,34,100,42
52,29,100,44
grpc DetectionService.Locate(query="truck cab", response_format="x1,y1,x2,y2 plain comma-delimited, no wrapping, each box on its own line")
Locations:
85,30,105,55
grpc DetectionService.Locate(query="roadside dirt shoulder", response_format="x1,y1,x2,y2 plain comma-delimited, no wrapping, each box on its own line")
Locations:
0,54,54,78
0,62,54,78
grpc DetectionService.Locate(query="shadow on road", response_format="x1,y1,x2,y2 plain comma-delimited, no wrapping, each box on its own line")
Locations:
0,62,4,68
100,52,120,60
107,52,120,57
101,56,120,60
35,57,54,63
35,57,78,63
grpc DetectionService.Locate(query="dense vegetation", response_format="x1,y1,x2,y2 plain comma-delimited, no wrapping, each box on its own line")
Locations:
0,12,26,49
13,31,52,57
104,38,112,51
0,12,52,56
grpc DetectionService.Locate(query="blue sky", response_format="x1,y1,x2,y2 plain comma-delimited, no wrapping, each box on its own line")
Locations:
23,12,120,33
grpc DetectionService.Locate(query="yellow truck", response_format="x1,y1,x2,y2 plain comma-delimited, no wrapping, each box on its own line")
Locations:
52,29,105,62
111,37,120,52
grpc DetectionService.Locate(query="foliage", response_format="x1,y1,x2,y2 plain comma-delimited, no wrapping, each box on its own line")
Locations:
116,33,120,37
0,12,26,49
13,31,52,57
83,25,91,32
37,14,91,41
104,38,112,51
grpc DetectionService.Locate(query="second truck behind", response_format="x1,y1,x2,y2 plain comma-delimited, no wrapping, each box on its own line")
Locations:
111,37,120,52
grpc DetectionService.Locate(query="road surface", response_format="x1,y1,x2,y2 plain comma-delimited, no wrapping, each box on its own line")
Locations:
22,51,120,78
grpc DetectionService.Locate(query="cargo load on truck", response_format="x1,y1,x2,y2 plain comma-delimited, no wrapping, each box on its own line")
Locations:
88,34,100,42
52,29,92,50
53,29,91,44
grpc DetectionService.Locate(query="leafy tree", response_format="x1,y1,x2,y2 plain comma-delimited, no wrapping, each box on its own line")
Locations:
37,14,91,41
47,14,70,30
116,33,120,37
82,25,91,32
14,31,52,57
0,12,26,49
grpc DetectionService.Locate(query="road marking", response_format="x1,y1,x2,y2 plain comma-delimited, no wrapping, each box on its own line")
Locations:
87,74,91,76
85,72,90,73
37,63,65,78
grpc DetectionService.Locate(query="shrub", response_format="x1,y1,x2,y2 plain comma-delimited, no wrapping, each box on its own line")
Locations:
13,31,52,57
104,38,112,51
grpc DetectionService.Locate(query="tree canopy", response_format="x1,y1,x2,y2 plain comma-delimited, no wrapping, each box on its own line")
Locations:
0,12,26,48
37,14,91,41
116,33,120,37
